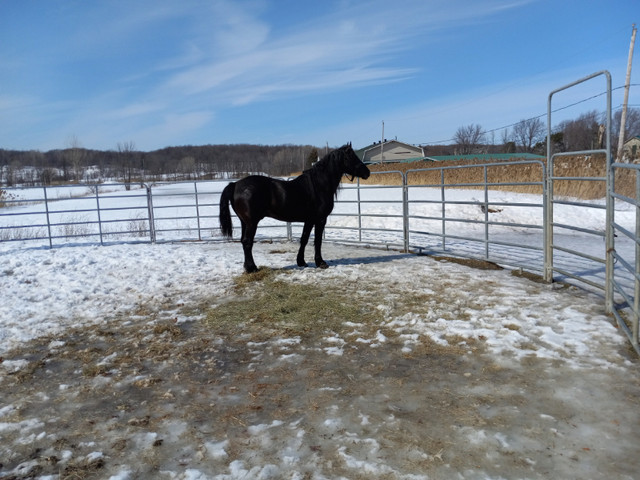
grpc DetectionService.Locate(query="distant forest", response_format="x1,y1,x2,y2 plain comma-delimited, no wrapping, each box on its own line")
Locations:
0,144,322,187
2,107,638,187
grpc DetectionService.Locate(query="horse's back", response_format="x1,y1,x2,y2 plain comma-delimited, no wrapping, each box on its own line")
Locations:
233,175,311,223
234,175,287,202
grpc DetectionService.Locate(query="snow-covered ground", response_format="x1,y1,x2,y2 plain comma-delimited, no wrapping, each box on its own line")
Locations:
1,183,639,479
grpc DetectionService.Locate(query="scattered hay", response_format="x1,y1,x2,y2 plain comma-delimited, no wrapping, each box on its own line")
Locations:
152,322,183,338
206,269,383,338
61,455,105,479
82,364,109,377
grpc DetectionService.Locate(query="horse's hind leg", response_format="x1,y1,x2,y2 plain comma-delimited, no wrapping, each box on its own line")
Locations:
297,221,313,267
241,221,259,273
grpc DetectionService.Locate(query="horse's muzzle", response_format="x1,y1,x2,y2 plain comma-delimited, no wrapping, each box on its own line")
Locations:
357,164,371,180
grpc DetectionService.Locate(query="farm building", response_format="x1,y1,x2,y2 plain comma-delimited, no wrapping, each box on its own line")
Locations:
356,142,546,166
621,135,640,161
357,140,425,164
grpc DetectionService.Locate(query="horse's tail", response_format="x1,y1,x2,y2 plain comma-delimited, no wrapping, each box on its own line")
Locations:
219,182,235,238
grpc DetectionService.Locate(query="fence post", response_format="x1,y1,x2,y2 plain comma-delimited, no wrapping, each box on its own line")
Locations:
146,184,156,243
42,186,53,249
357,178,363,243
95,185,104,245
544,83,555,283
483,165,489,260
634,171,640,348
604,73,614,313
402,172,409,253
194,181,202,241
440,169,446,250
544,156,555,283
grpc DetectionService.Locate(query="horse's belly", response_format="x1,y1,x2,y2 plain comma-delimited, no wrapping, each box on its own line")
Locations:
268,209,308,223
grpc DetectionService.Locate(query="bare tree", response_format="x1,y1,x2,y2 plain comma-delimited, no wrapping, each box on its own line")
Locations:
512,118,545,153
556,110,600,152
117,141,137,189
66,135,87,182
454,124,486,154
500,128,516,153
178,156,197,179
306,148,319,170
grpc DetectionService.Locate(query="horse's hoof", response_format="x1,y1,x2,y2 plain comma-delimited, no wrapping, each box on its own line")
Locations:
297,260,308,268
317,261,329,269
244,265,259,274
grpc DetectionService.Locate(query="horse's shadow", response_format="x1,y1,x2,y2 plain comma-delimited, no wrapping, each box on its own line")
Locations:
279,253,414,271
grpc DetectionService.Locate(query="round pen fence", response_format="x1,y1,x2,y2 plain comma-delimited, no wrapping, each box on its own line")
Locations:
1,166,638,354
0,71,638,354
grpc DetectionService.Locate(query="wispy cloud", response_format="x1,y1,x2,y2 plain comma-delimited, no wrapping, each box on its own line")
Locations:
1,0,545,150
157,0,537,106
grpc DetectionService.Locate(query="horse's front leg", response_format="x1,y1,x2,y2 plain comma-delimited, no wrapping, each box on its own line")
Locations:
314,218,328,269
297,221,313,267
241,221,259,273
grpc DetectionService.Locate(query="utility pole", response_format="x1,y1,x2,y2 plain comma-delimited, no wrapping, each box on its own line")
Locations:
380,121,385,164
617,24,636,162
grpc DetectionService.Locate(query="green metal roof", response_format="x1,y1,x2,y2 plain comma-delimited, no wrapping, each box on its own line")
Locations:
426,153,545,161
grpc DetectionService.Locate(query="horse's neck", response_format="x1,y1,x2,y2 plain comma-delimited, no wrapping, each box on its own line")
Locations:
310,163,342,196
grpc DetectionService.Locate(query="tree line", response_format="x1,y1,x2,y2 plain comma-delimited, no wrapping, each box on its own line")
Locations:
445,108,640,157
2,108,638,187
0,143,321,187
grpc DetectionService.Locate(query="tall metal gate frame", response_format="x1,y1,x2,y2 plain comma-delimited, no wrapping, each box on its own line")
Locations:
546,70,638,354
545,70,613,297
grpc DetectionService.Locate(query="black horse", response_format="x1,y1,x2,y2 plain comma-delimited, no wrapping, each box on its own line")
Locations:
219,143,371,273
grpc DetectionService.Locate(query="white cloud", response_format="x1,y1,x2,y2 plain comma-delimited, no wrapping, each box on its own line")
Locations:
160,0,535,107
1,0,570,150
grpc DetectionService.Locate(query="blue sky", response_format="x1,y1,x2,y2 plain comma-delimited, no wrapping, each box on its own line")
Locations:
1,0,638,151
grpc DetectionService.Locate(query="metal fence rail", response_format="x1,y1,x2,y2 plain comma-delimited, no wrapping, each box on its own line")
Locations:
0,183,154,247
404,161,546,272
0,167,627,288
0,180,297,249
324,171,406,250
546,150,609,291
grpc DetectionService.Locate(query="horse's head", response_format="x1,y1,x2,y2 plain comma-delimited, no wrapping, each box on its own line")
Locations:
340,143,370,180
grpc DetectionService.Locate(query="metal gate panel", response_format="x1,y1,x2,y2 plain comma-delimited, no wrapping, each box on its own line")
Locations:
545,71,613,305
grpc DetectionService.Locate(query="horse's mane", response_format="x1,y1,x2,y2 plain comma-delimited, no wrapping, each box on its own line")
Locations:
302,146,348,197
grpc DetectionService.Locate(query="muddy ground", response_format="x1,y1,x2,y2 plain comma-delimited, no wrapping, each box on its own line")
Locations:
1,245,639,480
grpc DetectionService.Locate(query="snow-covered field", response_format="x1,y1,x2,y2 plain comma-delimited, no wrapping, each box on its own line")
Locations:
1,183,639,479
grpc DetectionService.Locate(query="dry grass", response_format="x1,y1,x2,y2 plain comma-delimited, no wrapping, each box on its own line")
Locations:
206,268,383,339
349,154,638,200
